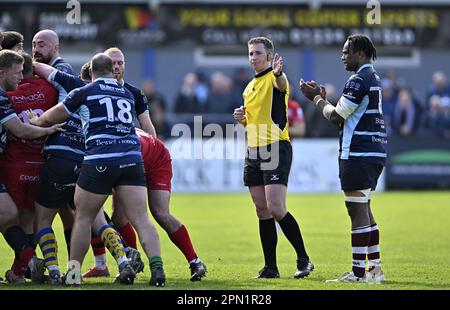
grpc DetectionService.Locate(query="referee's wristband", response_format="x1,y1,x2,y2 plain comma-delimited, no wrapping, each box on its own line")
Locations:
273,71,282,77
313,95,323,105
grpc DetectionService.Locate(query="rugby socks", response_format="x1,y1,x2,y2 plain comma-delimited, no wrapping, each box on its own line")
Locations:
4,226,36,276
4,225,30,256
168,225,198,262
149,256,163,272
16,248,35,276
259,218,277,268
91,234,106,256
27,234,37,250
94,253,108,270
368,224,381,267
64,229,72,255
99,225,128,267
277,212,308,260
351,225,371,278
36,227,58,270
117,223,137,249
90,234,107,269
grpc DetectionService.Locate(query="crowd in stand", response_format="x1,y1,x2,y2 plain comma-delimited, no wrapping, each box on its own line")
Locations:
144,69,450,140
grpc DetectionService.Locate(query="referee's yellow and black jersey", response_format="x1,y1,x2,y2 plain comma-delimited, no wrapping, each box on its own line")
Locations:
243,67,290,147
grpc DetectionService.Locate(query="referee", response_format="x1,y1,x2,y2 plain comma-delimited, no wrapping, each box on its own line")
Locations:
233,37,313,279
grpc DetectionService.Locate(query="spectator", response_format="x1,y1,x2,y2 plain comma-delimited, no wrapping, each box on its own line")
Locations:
426,71,450,105
141,79,167,112
205,71,234,114
381,78,398,135
425,95,450,139
174,73,203,113
392,88,417,136
231,67,251,107
195,70,209,108
304,83,339,138
141,79,170,140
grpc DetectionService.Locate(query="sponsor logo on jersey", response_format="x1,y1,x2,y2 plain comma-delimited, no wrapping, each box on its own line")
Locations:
96,165,107,173
19,174,39,181
10,91,46,105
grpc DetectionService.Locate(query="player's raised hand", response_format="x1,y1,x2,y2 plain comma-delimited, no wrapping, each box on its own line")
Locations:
233,105,246,122
299,79,321,101
272,53,283,76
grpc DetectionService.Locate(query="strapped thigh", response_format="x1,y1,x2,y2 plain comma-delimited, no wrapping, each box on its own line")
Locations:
344,188,371,203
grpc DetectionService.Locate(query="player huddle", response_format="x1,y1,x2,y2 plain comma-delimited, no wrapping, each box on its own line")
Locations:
1,29,386,286
0,29,206,286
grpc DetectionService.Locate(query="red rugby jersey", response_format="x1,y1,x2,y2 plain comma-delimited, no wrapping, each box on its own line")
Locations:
136,128,168,170
5,77,58,161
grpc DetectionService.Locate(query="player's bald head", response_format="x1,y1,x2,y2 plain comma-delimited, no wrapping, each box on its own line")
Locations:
104,47,125,83
33,30,59,46
90,53,113,77
104,47,124,59
32,29,60,64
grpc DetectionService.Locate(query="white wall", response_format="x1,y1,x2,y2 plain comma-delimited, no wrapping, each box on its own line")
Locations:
167,138,385,193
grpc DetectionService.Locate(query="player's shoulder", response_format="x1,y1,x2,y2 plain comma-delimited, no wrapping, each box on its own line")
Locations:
54,59,74,75
346,68,378,92
124,82,147,106
123,82,140,94
66,82,91,100
124,82,146,97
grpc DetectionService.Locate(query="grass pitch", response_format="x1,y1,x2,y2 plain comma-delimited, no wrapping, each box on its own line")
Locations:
1,191,449,290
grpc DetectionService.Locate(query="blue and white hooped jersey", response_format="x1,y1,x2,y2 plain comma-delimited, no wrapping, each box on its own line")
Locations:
50,57,74,75
0,89,17,153
338,64,387,166
43,70,86,162
62,77,142,165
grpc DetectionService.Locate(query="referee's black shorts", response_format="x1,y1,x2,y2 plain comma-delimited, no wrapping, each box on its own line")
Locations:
35,156,80,209
77,162,146,195
339,159,383,191
244,141,292,187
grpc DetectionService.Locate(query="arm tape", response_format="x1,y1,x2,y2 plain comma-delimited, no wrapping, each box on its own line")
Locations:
322,104,335,120
313,95,335,121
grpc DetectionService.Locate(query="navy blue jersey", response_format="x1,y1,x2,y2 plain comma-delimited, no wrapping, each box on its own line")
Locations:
51,57,74,75
338,64,387,166
62,78,142,165
124,82,148,127
52,70,85,92
0,89,17,153
43,71,85,162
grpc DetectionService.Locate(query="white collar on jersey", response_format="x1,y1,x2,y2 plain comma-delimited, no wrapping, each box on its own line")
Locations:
49,56,62,67
94,77,119,84
357,63,374,73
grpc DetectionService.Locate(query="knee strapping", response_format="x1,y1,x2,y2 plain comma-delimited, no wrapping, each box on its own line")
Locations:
344,190,371,228
344,188,371,203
